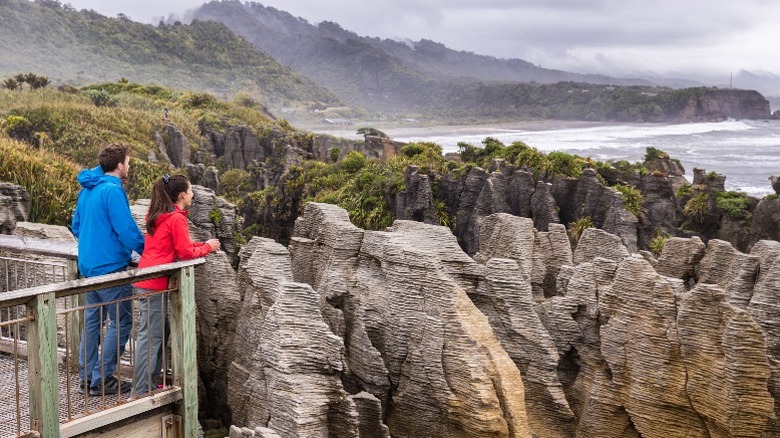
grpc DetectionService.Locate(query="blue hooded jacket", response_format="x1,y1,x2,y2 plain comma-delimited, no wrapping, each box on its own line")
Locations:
71,166,144,277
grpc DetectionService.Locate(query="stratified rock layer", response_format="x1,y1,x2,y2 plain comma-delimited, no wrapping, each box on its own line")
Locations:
214,206,780,437
287,203,531,438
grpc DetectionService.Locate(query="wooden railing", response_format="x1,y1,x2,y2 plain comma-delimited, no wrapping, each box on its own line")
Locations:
0,235,203,437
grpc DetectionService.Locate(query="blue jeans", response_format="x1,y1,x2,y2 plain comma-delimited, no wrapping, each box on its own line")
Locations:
79,283,133,387
132,288,169,396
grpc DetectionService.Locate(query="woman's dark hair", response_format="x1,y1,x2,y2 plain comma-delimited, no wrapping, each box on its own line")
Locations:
146,174,190,235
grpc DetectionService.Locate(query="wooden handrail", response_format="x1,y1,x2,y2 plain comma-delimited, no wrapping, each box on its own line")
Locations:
0,258,205,307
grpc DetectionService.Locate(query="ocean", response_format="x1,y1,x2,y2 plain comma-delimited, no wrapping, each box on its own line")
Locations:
389,119,780,197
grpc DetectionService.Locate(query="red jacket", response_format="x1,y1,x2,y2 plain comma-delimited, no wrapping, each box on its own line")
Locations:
133,206,211,291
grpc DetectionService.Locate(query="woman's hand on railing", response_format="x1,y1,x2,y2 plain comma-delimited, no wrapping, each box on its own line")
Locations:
206,239,221,253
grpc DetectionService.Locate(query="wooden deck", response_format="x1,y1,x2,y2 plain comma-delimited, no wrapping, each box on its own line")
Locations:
0,352,181,437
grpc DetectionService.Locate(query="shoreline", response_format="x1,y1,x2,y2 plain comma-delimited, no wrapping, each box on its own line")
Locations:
301,119,623,141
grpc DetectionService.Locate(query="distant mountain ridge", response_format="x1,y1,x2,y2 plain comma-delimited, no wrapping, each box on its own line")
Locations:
190,1,771,122
191,1,654,110
0,0,339,107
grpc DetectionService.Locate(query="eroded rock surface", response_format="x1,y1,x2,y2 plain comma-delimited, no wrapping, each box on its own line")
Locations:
210,206,780,437
285,203,531,438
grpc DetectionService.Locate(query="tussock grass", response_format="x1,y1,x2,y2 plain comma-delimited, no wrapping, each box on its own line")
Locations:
0,136,80,224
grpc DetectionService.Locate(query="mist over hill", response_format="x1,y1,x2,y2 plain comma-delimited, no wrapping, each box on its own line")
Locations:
0,0,339,108
0,0,772,124
190,1,654,111
189,1,774,122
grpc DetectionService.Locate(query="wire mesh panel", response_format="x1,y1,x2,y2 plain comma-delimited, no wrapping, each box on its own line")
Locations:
0,311,32,438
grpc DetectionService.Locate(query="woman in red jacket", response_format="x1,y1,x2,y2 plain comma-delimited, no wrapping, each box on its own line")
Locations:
132,174,220,396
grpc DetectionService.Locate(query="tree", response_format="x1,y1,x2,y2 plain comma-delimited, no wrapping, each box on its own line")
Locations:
1,78,19,90
356,127,388,139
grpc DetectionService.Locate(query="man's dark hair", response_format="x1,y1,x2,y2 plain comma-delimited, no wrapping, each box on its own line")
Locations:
98,144,130,173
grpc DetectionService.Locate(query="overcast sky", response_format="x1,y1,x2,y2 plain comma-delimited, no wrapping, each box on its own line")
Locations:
61,0,780,79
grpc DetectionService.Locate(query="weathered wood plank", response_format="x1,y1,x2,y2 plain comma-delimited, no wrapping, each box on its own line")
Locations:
0,259,206,307
0,337,67,362
170,265,198,437
70,413,164,438
26,291,59,437
66,258,81,373
0,235,77,259
59,389,182,437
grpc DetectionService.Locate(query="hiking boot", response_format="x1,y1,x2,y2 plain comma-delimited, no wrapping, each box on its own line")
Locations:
88,376,131,396
77,380,91,395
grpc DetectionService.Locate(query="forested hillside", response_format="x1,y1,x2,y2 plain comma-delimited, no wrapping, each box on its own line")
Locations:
193,0,770,123
0,0,339,108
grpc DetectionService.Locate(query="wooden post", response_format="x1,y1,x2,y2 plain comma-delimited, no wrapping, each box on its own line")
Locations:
27,292,59,437
170,266,198,437
66,259,82,372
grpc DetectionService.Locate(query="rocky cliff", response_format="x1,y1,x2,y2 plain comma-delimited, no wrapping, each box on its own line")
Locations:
193,203,780,437
675,89,770,122
4,176,780,437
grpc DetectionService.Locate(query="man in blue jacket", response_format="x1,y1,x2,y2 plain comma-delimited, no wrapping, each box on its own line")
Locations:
72,144,144,395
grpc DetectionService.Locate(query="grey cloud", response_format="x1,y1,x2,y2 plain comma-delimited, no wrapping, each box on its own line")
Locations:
62,0,780,75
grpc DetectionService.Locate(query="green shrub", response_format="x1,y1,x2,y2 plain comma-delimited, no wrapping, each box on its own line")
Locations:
568,217,594,242
0,137,80,224
233,91,258,108
356,127,387,138
220,169,253,201
547,151,583,178
457,142,480,163
182,92,217,109
342,151,367,173
434,199,450,227
482,137,505,156
644,147,669,161
329,147,341,163
716,191,750,219
401,143,425,157
683,193,710,223
674,183,692,198
4,115,32,140
613,184,644,216
125,158,173,200
648,230,672,256
83,89,118,107
209,209,223,225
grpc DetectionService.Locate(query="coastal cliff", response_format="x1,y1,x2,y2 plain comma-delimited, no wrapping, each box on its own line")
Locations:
4,179,780,436
206,203,779,437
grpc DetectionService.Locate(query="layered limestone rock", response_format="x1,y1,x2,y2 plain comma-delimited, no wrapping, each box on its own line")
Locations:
553,169,638,253
189,185,243,267
747,240,780,435
154,124,191,168
217,206,780,436
394,166,439,225
286,203,531,438
193,251,241,424
0,182,30,233
474,213,571,298
695,239,760,309
472,212,778,437
227,237,355,436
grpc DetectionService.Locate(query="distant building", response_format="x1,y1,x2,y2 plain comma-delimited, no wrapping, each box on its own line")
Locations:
323,118,352,126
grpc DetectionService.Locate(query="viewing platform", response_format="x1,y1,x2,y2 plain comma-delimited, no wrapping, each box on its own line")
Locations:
0,235,202,437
